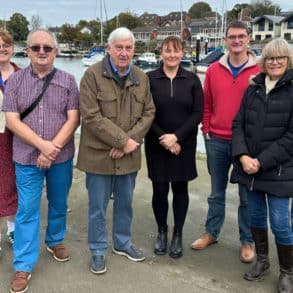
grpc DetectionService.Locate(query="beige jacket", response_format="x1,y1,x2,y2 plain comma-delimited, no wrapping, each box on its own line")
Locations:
77,56,155,175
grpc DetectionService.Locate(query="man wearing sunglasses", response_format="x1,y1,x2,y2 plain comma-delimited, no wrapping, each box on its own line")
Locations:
191,21,260,263
2,28,80,293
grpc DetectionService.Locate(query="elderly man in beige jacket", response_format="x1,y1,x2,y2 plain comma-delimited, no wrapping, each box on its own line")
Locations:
77,27,155,275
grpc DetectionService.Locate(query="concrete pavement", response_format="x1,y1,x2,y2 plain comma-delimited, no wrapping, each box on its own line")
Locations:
0,134,279,293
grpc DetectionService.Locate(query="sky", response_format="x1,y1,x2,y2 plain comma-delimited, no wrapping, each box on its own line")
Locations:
1,0,292,27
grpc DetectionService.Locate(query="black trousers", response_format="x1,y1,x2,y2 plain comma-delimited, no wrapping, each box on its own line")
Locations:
152,181,189,233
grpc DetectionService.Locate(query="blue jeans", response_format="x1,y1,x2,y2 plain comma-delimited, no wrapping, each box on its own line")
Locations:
247,190,293,245
14,159,73,272
205,136,252,244
86,172,137,256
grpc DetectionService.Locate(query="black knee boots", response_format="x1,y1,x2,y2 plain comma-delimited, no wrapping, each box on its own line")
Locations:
169,228,183,258
244,227,270,281
277,243,293,293
154,226,168,255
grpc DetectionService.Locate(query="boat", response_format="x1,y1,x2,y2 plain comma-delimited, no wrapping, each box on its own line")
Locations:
57,50,77,58
180,55,193,67
195,64,209,74
134,52,158,68
81,47,105,66
14,51,27,57
14,45,27,57
195,51,224,73
82,0,107,66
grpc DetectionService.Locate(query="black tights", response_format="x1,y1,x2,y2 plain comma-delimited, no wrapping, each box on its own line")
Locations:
152,181,189,233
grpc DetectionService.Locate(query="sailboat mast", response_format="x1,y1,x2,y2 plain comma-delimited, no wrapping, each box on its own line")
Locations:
220,0,227,48
100,0,103,45
215,9,218,48
180,0,183,40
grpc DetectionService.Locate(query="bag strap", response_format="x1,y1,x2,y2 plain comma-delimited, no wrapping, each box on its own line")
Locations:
20,68,57,120
0,76,6,90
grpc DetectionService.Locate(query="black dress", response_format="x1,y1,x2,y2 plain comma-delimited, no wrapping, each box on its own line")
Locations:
145,65,203,182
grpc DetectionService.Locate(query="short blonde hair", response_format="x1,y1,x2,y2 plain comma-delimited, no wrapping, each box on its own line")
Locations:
259,38,293,72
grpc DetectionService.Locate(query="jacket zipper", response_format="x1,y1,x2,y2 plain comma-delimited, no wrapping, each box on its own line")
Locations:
249,177,255,191
278,165,282,176
170,79,173,98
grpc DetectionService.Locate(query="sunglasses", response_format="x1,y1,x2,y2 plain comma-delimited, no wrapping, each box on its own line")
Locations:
29,45,55,53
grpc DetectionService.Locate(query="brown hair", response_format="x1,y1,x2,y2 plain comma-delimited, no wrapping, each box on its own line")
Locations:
226,21,249,36
0,30,14,45
161,36,183,52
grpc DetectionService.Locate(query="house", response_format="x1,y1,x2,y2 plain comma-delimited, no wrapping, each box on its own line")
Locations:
188,18,222,47
280,12,293,40
139,12,160,26
132,26,157,42
80,27,91,34
134,11,191,44
160,11,191,26
156,25,183,41
251,15,285,41
132,25,193,49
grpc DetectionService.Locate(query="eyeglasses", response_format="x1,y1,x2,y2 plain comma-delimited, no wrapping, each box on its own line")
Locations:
114,45,133,52
0,43,12,49
265,56,288,64
226,34,248,41
29,45,55,53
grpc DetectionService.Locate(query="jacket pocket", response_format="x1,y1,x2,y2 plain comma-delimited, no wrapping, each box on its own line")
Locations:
131,93,145,118
97,93,117,118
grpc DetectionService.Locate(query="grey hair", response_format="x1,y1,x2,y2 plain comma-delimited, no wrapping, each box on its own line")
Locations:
107,27,135,46
26,28,58,47
259,38,293,72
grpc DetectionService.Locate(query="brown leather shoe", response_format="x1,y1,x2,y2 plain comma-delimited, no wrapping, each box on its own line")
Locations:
10,271,31,293
240,243,255,263
191,233,218,250
47,243,70,262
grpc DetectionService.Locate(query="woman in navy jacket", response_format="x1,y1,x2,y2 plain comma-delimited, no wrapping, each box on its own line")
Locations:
231,38,293,293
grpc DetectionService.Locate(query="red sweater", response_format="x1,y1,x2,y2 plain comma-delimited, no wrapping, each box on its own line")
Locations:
201,52,260,140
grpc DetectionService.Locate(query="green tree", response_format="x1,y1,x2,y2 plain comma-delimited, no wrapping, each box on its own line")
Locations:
188,2,212,19
76,20,89,30
30,15,42,30
0,20,6,30
117,12,144,29
57,23,79,43
104,12,143,42
6,13,29,41
250,0,281,17
135,40,147,53
87,20,101,44
228,3,250,20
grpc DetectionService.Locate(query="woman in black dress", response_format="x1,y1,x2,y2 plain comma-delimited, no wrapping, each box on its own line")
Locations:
145,36,203,258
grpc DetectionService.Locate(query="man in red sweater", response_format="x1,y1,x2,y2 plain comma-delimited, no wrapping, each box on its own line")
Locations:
191,21,260,263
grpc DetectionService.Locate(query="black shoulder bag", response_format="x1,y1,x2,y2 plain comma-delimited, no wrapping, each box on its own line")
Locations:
20,68,57,120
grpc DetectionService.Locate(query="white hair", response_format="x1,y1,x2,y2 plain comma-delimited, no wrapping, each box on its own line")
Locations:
107,27,135,45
